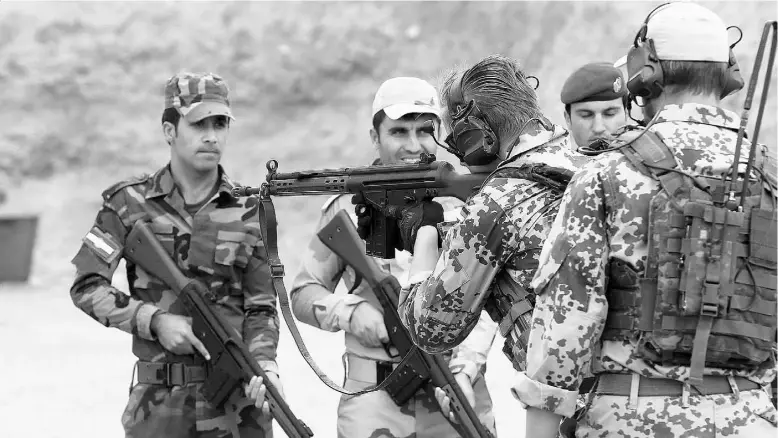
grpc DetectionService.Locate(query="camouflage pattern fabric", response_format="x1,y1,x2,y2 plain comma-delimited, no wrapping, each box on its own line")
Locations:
290,193,498,436
70,164,278,437
575,390,776,437
515,103,777,434
164,72,234,120
122,383,270,438
397,123,587,368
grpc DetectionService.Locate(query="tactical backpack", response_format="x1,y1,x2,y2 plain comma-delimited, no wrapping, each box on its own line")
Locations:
603,130,777,387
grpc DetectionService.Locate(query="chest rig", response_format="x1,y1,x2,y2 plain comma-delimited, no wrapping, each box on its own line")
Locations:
604,130,777,387
481,159,574,371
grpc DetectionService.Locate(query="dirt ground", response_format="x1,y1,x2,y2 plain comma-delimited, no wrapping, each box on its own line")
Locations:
0,168,525,438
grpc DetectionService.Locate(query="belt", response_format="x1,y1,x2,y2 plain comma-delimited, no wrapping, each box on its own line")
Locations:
579,376,597,394
346,354,398,385
136,361,207,387
595,374,760,397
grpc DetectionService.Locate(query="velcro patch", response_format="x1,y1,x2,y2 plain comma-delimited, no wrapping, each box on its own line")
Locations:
82,226,122,264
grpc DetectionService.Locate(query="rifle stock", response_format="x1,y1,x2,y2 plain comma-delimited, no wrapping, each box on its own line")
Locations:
124,221,314,438
318,210,494,438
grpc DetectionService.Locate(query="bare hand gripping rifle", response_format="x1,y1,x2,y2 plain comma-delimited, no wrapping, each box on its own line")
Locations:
124,221,314,438
232,153,495,259
318,209,495,438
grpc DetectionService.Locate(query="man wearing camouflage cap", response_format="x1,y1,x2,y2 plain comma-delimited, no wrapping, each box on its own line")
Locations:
560,62,628,151
290,76,498,437
70,72,282,437
517,3,777,437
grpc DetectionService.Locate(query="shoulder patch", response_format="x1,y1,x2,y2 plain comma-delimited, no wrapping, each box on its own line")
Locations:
82,226,122,264
102,174,149,201
321,194,348,213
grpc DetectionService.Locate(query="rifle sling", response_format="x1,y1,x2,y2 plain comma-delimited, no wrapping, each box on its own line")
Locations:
255,194,420,397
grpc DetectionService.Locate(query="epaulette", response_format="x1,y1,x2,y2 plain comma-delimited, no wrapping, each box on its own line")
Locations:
321,194,348,213
101,174,149,202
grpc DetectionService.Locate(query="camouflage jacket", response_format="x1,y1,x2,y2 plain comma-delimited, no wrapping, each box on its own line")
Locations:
397,123,586,360
290,193,498,383
515,103,778,418
70,164,279,374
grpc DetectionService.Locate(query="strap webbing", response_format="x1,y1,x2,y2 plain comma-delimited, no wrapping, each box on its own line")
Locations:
255,195,419,397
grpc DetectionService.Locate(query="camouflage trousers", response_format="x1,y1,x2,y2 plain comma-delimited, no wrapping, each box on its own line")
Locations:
336,360,496,438
121,382,272,438
576,388,777,437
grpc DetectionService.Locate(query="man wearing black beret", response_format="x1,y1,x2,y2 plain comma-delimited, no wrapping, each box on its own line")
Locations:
560,62,628,150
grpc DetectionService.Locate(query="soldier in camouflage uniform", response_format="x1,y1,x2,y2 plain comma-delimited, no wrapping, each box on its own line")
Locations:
290,77,498,438
70,72,281,438
352,57,587,423
515,3,778,437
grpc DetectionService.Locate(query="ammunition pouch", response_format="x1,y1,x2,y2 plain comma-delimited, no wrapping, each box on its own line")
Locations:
485,273,536,371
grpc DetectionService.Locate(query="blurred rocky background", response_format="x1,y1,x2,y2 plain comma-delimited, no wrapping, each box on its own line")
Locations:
0,2,775,438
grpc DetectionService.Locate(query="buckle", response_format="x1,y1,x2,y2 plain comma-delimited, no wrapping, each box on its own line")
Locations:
270,264,285,278
165,363,185,387
701,282,719,317
701,302,718,317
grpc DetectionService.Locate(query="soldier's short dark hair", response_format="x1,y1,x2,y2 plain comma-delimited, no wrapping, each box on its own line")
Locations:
372,110,387,133
372,110,434,138
162,108,181,130
659,60,729,97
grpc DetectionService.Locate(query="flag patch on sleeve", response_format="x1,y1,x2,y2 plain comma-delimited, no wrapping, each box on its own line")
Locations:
82,226,122,264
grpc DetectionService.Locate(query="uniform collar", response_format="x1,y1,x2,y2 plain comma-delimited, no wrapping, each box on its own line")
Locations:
506,118,569,160
146,164,237,200
653,103,740,131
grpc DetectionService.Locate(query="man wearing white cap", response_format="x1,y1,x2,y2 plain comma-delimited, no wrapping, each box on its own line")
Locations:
290,77,498,437
516,2,777,437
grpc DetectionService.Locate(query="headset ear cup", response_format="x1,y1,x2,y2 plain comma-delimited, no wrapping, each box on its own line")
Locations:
721,49,745,98
451,116,500,166
626,40,664,100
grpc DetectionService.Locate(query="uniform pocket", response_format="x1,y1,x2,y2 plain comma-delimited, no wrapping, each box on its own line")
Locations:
122,384,196,438
214,230,254,269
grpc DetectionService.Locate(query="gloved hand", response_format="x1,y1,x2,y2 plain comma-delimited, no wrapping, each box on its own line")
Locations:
351,192,374,241
351,193,444,254
393,199,444,253
347,302,389,348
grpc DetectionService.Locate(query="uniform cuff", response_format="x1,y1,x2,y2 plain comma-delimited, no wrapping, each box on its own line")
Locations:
340,294,369,333
511,372,579,418
448,358,480,384
136,303,165,341
259,360,280,377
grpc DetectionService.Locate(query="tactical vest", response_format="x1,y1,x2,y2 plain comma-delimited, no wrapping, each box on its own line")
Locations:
481,159,574,371
604,130,777,386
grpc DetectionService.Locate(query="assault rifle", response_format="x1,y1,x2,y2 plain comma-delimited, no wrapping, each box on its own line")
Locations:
317,209,495,438
232,153,496,259
124,221,314,438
